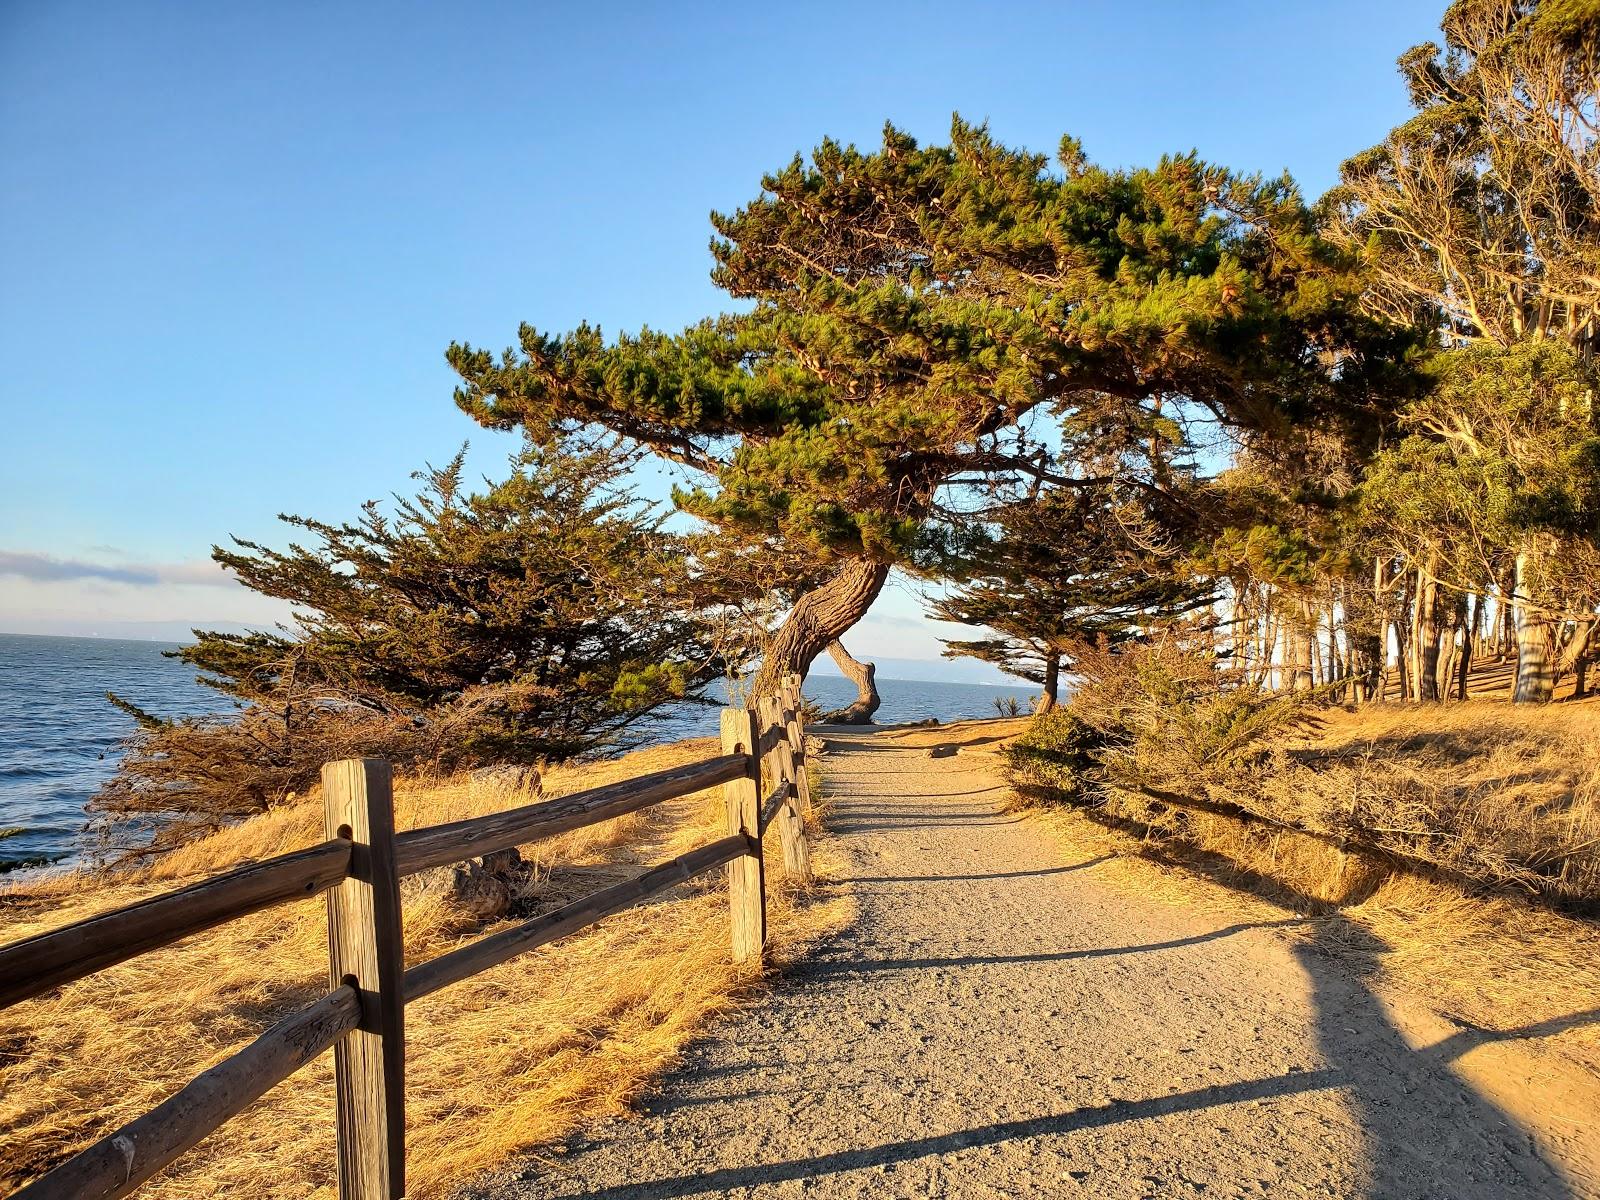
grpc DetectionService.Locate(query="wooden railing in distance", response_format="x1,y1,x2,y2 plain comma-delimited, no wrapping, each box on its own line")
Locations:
2,678,814,1200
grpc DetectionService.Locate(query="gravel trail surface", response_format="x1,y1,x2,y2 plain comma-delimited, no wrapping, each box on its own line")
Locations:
471,728,1589,1200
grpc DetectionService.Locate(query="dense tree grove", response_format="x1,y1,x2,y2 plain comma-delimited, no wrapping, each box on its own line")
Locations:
450,0,1598,712
1315,0,1600,703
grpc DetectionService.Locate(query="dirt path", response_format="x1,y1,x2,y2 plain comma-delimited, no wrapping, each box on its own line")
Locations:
471,729,1594,1200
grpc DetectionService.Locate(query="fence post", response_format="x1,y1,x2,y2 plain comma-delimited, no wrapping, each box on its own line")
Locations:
759,694,812,883
719,708,766,962
323,759,406,1200
780,674,814,817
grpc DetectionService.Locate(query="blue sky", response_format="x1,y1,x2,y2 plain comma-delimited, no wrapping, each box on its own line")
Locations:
0,0,1444,672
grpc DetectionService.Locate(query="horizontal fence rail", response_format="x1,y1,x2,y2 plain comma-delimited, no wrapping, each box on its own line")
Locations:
759,780,790,831
3,676,814,1200
0,757,758,1015
13,986,363,1200
0,838,354,1010
393,754,749,876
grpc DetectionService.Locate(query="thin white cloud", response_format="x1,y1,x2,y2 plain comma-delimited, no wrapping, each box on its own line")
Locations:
0,550,238,589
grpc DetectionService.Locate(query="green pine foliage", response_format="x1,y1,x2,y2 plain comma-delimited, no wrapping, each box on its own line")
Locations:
1359,342,1600,610
1006,708,1105,802
932,487,1215,703
445,119,1410,683
95,439,736,857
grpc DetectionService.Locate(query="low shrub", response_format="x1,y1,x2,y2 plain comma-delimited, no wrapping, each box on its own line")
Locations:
1004,636,1600,910
1007,638,1309,807
1005,708,1106,802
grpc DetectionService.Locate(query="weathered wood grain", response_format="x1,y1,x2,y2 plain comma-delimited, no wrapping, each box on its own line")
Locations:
759,779,790,832
323,759,406,1200
758,693,812,882
0,838,352,1011
780,678,815,817
11,985,361,1200
756,722,787,757
720,707,766,963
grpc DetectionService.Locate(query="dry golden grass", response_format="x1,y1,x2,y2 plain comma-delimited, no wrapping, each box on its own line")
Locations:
1253,700,1600,900
1010,698,1600,1066
0,739,851,1197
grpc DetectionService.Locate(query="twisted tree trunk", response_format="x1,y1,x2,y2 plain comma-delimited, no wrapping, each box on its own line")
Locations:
822,639,881,724
1559,617,1595,678
1039,654,1061,713
751,557,891,700
1555,616,1596,700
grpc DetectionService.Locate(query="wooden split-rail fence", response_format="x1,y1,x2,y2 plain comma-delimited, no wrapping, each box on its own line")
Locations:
0,677,815,1200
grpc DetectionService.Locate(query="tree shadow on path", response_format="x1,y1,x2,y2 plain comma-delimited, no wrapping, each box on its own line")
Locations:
521,744,1595,1199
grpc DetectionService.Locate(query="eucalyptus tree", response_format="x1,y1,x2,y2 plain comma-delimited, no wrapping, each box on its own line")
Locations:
449,119,1404,697
1327,0,1600,699
1358,342,1600,700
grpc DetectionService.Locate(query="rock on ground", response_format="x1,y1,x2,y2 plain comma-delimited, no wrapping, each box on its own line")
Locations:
467,729,1593,1200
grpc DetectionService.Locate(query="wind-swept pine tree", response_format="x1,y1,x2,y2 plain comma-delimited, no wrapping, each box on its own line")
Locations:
933,489,1214,710
448,119,1407,697
96,438,734,855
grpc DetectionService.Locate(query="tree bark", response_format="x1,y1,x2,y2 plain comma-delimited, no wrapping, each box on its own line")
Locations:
1514,614,1561,703
1274,621,1289,691
1456,592,1481,701
1556,617,1596,701
1412,566,1445,702
1366,557,1390,704
1511,550,1560,704
821,638,881,724
1290,600,1314,691
1253,608,1276,690
751,557,891,699
1498,582,1517,662
1559,617,1595,677
1396,569,1415,701
1324,602,1338,690
1039,654,1061,713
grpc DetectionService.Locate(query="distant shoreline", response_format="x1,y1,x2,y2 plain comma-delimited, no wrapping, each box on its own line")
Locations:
0,631,1033,690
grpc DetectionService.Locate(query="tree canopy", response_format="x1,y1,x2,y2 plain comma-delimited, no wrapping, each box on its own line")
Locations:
932,487,1214,708
1324,0,1600,700
448,120,1415,691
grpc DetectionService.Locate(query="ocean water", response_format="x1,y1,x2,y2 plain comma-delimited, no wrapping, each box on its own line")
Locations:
0,633,1037,869
0,634,220,870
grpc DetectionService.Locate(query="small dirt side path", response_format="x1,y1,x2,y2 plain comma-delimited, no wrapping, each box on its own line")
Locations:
472,728,1593,1200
